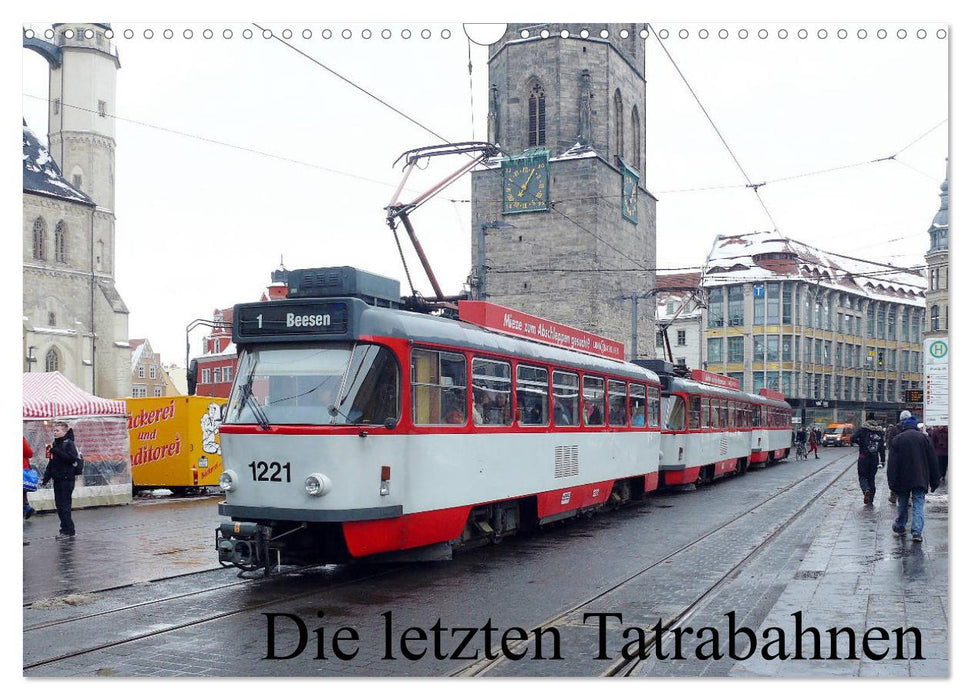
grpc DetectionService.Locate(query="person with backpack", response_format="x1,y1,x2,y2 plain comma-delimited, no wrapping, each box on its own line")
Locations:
41,421,80,539
850,417,886,505
887,413,940,542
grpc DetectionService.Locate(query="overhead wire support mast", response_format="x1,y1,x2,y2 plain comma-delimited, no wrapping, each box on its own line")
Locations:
386,142,500,303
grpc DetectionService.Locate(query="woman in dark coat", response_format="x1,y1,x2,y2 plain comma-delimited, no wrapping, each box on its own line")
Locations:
41,421,79,538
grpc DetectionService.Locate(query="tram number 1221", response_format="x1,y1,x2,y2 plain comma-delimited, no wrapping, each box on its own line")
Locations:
248,460,292,483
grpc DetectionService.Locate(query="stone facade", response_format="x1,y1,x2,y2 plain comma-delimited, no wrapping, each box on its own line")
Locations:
471,23,657,360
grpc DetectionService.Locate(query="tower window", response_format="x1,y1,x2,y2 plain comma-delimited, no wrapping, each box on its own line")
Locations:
45,348,59,373
930,305,940,331
48,312,56,327
53,98,60,115
528,83,546,147
98,100,107,117
631,105,641,172
32,217,47,260
55,221,67,263
614,89,624,161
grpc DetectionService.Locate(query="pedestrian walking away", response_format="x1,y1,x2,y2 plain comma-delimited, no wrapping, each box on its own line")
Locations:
41,421,80,539
887,414,940,542
885,410,909,505
850,418,885,506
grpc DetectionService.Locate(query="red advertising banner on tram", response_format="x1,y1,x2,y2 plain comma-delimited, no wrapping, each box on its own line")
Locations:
458,301,625,361
690,369,741,390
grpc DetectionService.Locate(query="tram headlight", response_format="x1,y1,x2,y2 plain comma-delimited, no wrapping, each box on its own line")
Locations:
305,473,332,497
219,470,238,492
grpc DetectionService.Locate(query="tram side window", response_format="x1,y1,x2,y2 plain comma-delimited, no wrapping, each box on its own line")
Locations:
647,386,660,427
630,383,647,427
553,371,580,426
583,376,605,426
608,380,628,427
412,349,467,425
702,398,711,429
516,364,549,426
752,404,761,427
689,396,701,430
721,400,729,429
472,358,512,426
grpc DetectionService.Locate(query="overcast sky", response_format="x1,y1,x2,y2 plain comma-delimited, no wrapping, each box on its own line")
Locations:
18,12,950,369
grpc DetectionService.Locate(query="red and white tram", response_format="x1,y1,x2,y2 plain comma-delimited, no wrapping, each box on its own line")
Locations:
216,268,663,570
647,367,750,486
641,364,793,486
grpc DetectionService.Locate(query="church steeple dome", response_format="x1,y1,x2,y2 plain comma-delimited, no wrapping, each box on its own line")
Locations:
928,161,948,253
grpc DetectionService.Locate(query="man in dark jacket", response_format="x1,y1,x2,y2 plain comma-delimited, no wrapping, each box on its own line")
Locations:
41,421,79,539
850,418,885,505
888,415,940,542
884,410,910,505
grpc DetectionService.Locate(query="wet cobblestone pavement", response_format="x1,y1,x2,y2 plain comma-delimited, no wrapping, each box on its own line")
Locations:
22,493,223,604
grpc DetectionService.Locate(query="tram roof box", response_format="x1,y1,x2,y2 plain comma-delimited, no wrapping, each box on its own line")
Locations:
634,359,675,376
287,266,401,307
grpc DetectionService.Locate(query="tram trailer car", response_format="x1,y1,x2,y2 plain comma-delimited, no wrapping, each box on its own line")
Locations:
215,267,664,572
636,362,787,486
750,388,793,464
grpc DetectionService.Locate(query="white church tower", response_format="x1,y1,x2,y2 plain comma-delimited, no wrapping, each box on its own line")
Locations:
23,23,130,398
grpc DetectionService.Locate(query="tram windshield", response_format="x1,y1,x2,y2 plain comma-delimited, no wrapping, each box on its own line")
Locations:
225,343,399,426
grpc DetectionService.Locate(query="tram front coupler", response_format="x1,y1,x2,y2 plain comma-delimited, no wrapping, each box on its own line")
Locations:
216,521,272,572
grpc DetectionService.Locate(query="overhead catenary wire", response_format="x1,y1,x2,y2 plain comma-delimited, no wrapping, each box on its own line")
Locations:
646,23,780,233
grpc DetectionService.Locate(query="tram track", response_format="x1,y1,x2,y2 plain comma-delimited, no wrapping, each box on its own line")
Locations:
23,564,319,632
449,454,856,677
22,564,407,671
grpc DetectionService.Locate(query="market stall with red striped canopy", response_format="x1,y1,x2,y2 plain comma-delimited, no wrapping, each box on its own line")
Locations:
23,372,132,511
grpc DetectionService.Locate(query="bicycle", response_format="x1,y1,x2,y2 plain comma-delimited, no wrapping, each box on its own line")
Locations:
795,441,808,460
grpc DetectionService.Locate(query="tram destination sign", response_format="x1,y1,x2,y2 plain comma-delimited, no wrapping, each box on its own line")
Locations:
235,301,350,341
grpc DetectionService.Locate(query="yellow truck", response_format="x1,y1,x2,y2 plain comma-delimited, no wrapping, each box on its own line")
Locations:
124,396,227,494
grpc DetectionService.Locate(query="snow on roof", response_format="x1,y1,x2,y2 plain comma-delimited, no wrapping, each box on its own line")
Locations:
22,122,96,206
701,232,925,306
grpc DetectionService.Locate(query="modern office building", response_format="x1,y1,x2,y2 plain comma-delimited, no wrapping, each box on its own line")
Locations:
700,232,926,426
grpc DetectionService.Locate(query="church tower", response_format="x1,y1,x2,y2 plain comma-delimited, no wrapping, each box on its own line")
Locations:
924,162,949,339
470,23,657,359
23,23,130,398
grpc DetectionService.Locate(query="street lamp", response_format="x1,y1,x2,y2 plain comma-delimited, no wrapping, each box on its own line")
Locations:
473,219,516,300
